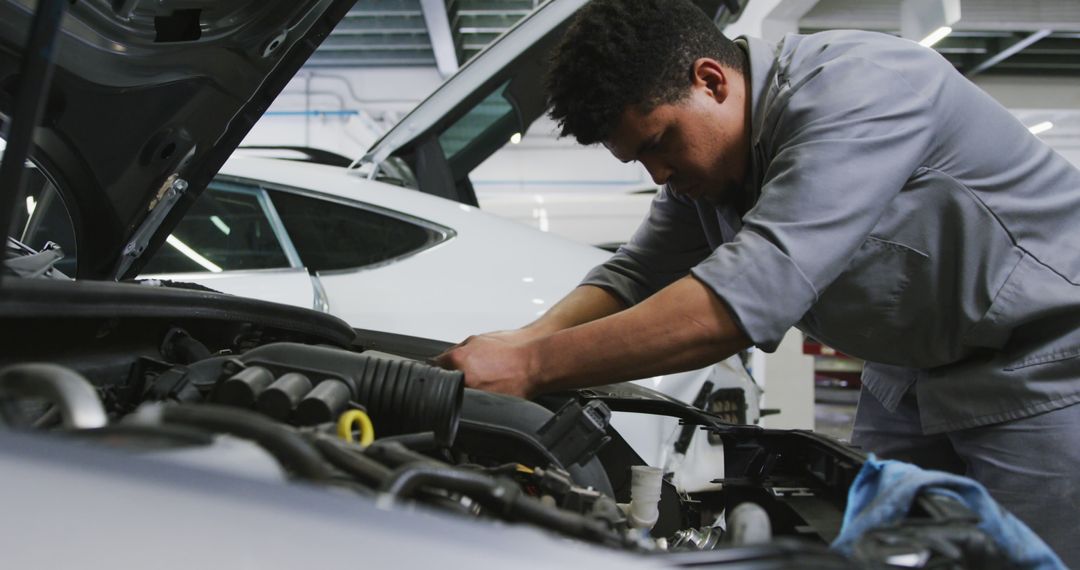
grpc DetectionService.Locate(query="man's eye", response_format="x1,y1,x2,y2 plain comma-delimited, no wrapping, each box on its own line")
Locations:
648,134,666,153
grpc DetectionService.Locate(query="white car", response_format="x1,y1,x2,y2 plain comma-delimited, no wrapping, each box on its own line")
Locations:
140,155,761,490
142,155,608,344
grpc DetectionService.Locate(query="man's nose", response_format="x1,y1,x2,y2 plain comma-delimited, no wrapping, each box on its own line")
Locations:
642,158,672,185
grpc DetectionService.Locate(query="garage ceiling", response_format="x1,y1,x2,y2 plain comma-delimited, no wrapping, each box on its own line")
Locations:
305,0,1080,77
801,0,1080,76
305,0,540,69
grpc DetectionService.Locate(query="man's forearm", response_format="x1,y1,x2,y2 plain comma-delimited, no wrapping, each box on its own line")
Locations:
522,284,627,336
526,275,751,393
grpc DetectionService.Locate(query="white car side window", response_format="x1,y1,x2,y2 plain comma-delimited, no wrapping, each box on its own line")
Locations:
266,190,443,272
141,181,291,274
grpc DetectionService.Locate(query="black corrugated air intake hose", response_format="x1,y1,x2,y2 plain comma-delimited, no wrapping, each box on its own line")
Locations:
351,357,462,443
228,343,464,446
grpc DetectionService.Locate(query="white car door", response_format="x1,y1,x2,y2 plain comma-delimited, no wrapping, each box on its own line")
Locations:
140,180,323,311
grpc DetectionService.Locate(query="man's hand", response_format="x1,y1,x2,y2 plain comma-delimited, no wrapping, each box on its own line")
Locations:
434,277,749,399
438,276,751,397
433,286,626,398
434,331,541,398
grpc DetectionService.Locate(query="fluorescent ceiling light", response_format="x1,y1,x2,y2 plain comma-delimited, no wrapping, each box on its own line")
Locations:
1028,121,1054,135
210,215,231,235
25,196,36,216
902,0,960,47
166,235,222,273
919,26,952,47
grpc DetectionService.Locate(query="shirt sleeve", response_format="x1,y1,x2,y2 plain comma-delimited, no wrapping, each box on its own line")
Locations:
581,186,713,306
692,55,938,352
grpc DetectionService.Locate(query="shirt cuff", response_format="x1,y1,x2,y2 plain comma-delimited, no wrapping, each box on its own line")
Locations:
690,233,818,352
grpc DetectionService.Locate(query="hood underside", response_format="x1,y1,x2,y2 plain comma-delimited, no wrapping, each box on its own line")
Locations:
0,0,355,279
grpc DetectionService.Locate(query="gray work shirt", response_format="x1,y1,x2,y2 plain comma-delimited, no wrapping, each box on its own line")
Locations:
582,30,1080,434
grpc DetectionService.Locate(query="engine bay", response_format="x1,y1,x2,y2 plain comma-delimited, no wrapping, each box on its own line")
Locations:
0,279,1001,568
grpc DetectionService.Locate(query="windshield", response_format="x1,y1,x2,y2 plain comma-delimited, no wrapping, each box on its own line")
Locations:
436,80,520,181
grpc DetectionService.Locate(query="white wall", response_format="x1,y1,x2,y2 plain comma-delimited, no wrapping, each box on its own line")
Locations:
471,117,653,197
751,330,816,430
973,74,1080,169
241,68,444,159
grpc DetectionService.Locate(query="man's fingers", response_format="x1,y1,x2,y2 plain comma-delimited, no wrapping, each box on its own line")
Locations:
432,347,459,369
432,335,477,368
437,353,457,369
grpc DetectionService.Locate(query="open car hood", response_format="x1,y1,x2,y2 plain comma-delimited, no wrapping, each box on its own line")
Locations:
0,0,355,279
359,0,586,193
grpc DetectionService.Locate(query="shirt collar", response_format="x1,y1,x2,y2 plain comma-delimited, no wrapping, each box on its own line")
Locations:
735,35,778,147
731,35,779,213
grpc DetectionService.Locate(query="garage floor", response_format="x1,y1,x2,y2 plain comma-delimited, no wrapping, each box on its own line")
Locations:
814,387,858,443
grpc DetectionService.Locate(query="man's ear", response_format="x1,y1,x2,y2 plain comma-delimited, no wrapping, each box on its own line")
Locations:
692,57,728,102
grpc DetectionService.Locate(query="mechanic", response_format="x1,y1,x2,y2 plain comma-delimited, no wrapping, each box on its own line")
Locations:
435,0,1080,562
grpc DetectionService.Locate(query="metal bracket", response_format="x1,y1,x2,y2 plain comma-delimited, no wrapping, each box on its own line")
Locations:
112,174,188,279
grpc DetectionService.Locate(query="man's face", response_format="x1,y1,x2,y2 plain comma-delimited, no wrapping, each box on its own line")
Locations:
603,61,749,203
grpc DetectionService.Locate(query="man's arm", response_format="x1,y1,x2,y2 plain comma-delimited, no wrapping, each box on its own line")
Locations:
435,275,751,397
516,284,627,339
437,181,713,394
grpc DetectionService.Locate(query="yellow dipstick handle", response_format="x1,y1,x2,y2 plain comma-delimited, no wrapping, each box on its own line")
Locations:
337,409,375,447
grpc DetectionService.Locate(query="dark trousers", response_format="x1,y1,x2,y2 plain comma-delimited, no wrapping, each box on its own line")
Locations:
851,389,1080,567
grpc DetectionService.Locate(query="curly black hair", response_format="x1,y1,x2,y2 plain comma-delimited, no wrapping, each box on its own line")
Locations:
546,0,745,145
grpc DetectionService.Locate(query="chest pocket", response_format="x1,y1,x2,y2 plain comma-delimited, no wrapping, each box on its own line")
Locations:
800,236,961,368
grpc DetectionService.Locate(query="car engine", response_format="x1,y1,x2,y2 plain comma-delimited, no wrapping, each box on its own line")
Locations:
0,278,1003,568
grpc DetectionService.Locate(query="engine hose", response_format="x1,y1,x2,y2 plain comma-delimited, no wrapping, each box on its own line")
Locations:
161,328,212,365
0,363,107,429
368,431,438,451
364,439,444,468
158,404,333,481
380,465,495,499
507,487,631,547
350,357,462,444
311,435,393,485
379,465,631,548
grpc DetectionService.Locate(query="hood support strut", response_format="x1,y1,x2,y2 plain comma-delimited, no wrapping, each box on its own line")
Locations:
111,175,189,279
0,0,67,288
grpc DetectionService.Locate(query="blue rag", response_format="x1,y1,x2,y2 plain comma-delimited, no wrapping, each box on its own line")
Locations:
831,454,1064,569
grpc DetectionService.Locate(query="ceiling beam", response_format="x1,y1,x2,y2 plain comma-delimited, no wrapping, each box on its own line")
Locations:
966,29,1053,77
419,0,459,77
724,0,818,43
